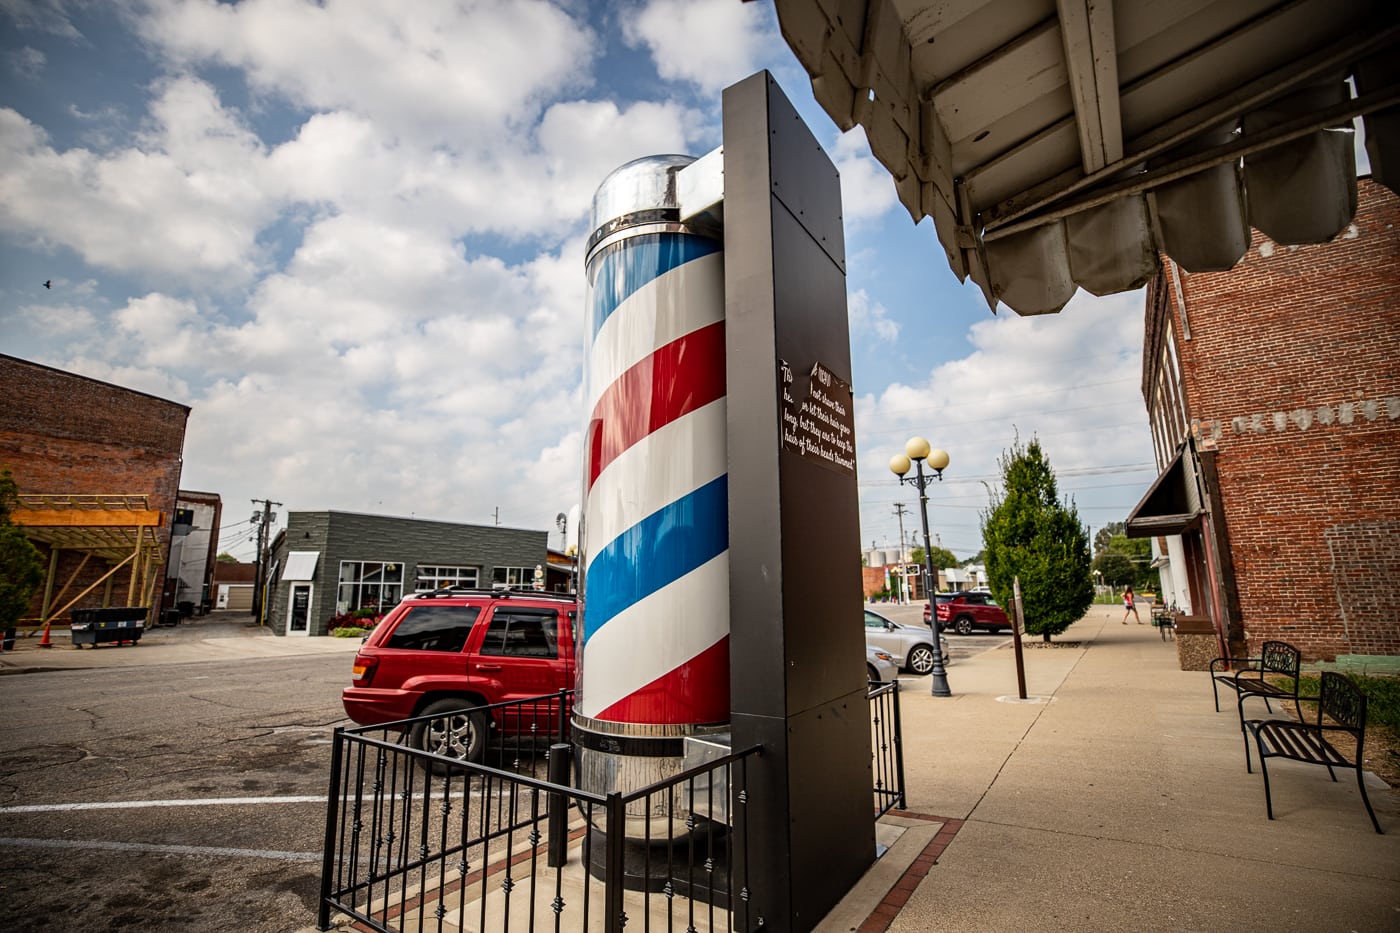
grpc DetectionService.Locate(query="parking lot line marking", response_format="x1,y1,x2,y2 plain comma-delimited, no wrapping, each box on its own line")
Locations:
0,795,326,813
0,836,319,861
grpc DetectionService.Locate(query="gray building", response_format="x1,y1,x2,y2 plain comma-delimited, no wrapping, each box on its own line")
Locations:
265,511,548,636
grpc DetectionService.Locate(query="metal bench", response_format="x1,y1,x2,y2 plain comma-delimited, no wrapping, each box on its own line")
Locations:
1150,605,1176,641
1244,670,1382,833
1210,640,1302,719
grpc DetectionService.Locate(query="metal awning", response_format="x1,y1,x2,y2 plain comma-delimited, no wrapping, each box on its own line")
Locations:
773,0,1399,314
282,551,320,581
1125,445,1202,537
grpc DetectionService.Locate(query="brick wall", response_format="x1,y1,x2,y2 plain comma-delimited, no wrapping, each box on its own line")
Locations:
1160,179,1400,658
0,355,190,621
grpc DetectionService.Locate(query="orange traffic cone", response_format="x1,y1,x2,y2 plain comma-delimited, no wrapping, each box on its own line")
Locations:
38,621,53,648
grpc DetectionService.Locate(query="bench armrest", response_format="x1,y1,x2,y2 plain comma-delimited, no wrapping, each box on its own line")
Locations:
1210,655,1260,675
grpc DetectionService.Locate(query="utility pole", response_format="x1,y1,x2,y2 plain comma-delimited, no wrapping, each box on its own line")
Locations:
892,502,910,603
250,499,282,625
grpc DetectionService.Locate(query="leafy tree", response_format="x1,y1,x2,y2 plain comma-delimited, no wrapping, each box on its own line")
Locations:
0,470,44,629
1092,550,1136,587
216,552,240,563
1093,522,1125,554
980,439,1093,641
1093,532,1155,590
910,546,959,569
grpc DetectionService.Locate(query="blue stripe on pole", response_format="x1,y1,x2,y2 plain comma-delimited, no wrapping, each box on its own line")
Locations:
582,474,728,643
589,234,721,340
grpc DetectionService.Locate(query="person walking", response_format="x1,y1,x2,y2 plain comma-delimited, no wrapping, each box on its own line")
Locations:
1121,585,1142,624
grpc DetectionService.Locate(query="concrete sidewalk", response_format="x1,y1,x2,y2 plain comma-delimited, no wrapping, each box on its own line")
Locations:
829,605,1400,932
0,610,361,674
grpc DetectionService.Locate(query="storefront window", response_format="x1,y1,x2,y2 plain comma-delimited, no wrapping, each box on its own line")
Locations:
415,565,480,592
491,566,533,588
336,560,404,614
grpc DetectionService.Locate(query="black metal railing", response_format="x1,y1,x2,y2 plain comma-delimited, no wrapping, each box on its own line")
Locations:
869,680,907,816
320,684,904,932
319,693,761,933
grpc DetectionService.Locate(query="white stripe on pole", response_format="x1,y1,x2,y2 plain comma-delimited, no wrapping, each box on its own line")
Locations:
583,399,727,568
587,252,724,409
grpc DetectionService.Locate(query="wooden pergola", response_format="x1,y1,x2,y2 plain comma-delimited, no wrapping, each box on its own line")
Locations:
11,494,166,625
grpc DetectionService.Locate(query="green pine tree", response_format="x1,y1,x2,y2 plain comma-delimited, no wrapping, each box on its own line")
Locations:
980,439,1093,641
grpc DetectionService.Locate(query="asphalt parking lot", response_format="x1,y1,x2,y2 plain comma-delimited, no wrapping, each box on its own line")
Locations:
0,615,358,932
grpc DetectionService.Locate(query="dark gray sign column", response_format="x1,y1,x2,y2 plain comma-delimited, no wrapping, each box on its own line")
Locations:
723,72,874,932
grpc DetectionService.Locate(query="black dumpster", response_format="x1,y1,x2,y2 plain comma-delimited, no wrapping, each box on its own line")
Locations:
70,607,148,647
177,601,195,618
158,609,180,627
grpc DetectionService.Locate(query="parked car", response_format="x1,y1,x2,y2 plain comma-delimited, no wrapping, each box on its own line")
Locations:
342,588,577,763
866,645,898,684
864,609,947,675
924,591,1011,635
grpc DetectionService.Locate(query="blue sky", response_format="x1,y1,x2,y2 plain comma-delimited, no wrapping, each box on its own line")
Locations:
0,0,1158,562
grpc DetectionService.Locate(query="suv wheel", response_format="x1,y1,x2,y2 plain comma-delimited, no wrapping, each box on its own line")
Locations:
412,698,488,767
906,644,935,675
954,616,975,636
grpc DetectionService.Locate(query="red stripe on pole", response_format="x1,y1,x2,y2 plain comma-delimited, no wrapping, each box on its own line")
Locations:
585,320,726,493
596,636,730,724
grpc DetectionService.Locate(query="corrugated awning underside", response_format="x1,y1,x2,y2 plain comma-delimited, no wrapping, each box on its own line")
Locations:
773,0,1400,314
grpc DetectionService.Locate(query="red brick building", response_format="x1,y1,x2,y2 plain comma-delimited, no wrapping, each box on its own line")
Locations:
0,354,191,625
1132,178,1399,662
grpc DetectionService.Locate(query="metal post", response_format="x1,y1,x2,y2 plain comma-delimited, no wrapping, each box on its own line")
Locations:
603,793,627,933
914,461,952,696
317,727,345,931
1011,576,1028,700
547,742,571,868
890,681,907,809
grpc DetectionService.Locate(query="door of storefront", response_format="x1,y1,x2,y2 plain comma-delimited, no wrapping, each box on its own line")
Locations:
288,584,312,636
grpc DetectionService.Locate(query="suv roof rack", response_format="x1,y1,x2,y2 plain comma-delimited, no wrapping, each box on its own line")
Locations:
420,585,576,603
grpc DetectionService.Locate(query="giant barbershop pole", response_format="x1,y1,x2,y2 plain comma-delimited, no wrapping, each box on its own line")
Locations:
576,153,731,853
577,73,874,930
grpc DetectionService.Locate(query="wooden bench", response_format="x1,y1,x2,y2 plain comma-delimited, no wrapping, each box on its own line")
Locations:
1244,670,1383,833
1210,640,1303,731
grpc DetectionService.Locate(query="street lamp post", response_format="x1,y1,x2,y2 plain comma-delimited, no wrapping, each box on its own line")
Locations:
890,437,953,697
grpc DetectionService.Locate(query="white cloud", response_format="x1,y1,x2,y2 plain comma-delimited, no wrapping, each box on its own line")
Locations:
855,289,1154,554
0,78,275,281
137,0,597,144
5,44,45,78
2,0,83,38
848,288,899,343
832,129,899,224
623,0,777,94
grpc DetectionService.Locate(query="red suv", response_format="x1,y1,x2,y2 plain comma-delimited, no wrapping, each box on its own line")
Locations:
924,591,1011,635
342,588,577,763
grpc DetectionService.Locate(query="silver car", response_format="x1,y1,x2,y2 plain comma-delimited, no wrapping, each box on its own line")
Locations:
866,645,898,684
865,609,947,675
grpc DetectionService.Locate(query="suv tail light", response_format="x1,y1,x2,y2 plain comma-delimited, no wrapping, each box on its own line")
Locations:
935,602,951,620
350,654,378,687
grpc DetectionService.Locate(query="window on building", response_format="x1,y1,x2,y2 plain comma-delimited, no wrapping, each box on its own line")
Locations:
492,566,534,588
337,560,404,614
479,609,559,659
383,604,481,652
415,565,480,592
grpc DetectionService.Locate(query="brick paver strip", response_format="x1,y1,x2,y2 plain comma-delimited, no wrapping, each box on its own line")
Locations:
857,812,967,933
